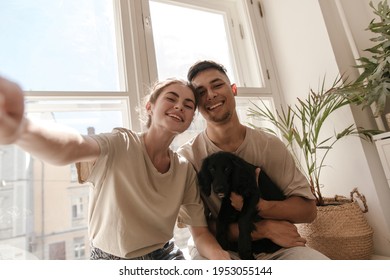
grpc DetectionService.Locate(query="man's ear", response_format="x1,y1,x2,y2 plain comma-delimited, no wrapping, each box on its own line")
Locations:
231,83,237,96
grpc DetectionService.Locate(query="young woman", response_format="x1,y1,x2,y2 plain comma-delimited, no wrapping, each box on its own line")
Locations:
0,76,230,260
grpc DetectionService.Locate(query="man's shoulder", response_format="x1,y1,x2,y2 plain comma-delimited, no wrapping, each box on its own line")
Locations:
177,131,209,171
246,126,283,144
178,131,205,153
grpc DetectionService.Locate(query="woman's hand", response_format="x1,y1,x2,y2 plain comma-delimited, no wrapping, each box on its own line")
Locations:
0,76,25,144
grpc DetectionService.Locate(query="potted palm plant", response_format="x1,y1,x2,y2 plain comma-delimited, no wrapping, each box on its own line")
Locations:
247,76,377,259
344,0,390,119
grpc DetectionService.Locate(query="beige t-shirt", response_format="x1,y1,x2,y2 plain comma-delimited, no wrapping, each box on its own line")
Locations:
77,128,206,258
177,126,315,219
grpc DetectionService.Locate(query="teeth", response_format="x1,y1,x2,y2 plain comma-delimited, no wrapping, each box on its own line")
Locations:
168,114,183,122
208,102,223,110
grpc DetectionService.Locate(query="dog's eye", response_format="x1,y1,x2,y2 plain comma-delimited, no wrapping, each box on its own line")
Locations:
209,167,216,174
224,166,231,173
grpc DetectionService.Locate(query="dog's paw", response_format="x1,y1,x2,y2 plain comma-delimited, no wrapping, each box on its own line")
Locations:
238,250,254,260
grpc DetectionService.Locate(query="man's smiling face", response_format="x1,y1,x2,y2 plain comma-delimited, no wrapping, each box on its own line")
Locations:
191,69,237,124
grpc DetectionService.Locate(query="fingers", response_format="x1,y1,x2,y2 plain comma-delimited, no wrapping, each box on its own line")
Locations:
255,167,261,186
230,192,243,211
0,76,25,144
254,219,308,248
0,76,24,115
0,94,4,118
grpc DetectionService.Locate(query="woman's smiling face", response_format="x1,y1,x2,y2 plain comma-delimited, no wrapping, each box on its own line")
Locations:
148,82,196,134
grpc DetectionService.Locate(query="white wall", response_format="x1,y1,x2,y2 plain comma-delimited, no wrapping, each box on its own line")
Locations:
262,0,390,256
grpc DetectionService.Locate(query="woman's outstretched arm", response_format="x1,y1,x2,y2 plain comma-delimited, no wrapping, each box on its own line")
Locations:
0,76,100,165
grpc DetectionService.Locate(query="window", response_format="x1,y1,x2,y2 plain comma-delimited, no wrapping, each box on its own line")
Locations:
0,0,279,259
0,0,121,91
73,237,86,259
72,198,84,220
49,241,65,260
147,0,270,89
147,0,280,147
149,1,236,82
0,195,12,239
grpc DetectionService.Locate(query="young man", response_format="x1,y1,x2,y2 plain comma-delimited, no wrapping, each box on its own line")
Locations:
177,60,329,260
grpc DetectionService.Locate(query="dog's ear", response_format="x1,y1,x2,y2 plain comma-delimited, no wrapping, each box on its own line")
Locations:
230,157,244,193
198,157,212,196
231,156,255,196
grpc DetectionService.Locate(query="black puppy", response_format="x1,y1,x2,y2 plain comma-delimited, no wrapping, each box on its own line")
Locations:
198,151,285,259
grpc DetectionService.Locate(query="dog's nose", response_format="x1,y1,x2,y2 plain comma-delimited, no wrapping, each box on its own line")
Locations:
217,193,225,199
213,185,225,198
213,185,224,193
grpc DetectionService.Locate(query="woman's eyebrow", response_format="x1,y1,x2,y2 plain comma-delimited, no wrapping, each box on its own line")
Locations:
166,91,195,105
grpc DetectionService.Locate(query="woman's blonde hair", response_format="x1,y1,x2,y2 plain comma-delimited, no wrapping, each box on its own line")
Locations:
139,78,198,128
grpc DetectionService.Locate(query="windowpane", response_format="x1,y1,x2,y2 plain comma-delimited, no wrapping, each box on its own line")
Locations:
26,98,129,134
0,0,120,91
236,97,275,130
149,0,236,81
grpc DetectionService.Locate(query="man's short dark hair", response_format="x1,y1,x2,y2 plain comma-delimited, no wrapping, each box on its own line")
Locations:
187,60,228,82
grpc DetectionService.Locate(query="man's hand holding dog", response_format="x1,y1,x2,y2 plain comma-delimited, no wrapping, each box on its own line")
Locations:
229,167,307,248
230,167,261,211
252,220,307,248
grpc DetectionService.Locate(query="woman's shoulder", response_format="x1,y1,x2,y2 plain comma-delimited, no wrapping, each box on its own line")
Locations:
105,127,142,143
91,128,142,154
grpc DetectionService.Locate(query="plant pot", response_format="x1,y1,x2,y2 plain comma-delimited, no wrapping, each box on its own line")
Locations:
297,189,374,260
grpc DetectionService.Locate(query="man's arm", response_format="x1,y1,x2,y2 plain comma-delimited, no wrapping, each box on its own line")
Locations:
257,196,317,223
228,166,316,247
227,219,307,248
228,195,316,247
230,168,316,223
228,164,316,245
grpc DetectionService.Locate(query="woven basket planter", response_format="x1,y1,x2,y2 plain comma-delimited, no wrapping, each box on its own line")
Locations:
297,189,374,260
